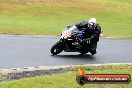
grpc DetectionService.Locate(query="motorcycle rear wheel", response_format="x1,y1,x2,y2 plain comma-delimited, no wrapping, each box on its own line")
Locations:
79,51,87,55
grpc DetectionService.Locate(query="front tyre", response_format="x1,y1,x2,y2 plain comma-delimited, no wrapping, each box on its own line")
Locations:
50,41,64,55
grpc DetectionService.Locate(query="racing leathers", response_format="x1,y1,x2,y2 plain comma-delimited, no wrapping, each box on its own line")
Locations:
75,21,101,54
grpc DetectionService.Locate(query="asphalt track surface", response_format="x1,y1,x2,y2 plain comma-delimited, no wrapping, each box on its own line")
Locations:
0,35,132,69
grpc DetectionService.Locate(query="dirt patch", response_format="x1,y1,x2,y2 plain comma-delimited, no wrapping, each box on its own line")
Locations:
0,66,73,82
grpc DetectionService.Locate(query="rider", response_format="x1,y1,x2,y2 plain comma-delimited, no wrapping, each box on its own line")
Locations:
75,18,101,55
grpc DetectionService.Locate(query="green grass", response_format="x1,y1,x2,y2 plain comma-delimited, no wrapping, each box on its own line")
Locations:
0,64,132,88
0,0,132,37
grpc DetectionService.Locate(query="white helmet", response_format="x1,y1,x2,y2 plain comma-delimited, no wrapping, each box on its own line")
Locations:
88,18,97,25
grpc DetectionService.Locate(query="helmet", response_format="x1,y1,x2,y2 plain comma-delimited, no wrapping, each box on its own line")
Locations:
88,18,97,25
88,18,97,29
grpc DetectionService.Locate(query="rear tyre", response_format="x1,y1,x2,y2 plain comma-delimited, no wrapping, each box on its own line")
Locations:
90,42,97,55
79,51,87,55
79,47,88,55
50,41,64,55
90,51,96,55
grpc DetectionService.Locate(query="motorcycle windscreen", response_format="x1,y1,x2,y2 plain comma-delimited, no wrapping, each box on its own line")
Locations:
68,25,78,32
61,25,79,39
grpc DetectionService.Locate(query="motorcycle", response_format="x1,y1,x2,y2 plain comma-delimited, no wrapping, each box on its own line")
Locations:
50,25,96,55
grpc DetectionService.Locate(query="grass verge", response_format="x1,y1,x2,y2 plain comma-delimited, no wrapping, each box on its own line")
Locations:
0,64,132,88
0,0,132,37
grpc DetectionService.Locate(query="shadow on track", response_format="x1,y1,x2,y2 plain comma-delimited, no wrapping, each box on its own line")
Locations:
51,54,96,60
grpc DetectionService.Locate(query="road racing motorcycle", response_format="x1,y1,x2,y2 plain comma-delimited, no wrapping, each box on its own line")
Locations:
50,25,97,55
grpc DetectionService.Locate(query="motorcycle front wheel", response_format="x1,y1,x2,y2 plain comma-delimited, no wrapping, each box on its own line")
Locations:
50,41,64,55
